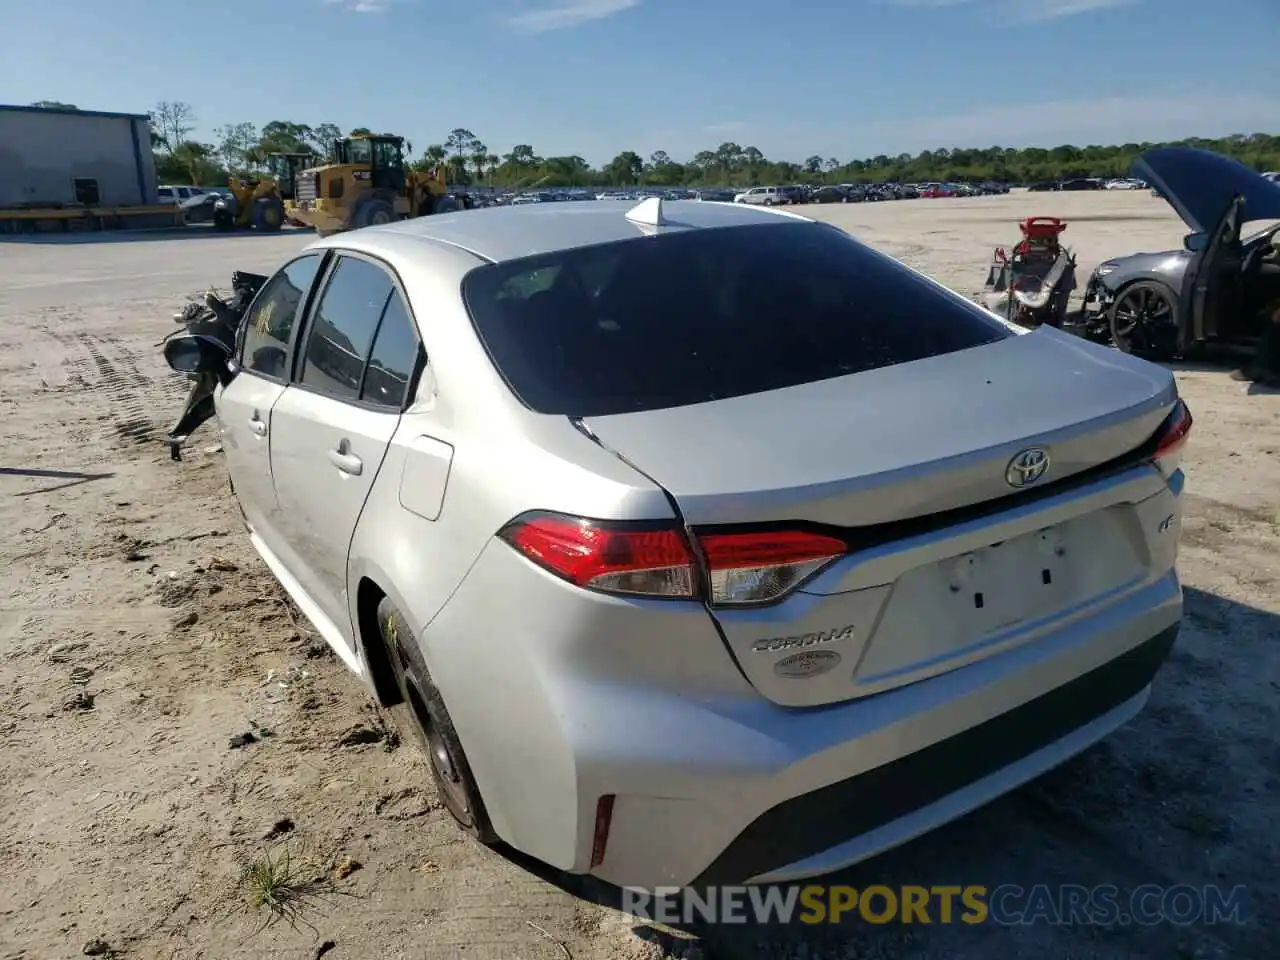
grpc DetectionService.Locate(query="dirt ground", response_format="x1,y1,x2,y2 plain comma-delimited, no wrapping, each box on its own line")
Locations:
1,191,1277,960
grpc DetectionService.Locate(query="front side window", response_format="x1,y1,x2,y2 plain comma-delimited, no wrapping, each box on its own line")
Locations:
462,222,1011,417
298,256,394,400
239,253,323,378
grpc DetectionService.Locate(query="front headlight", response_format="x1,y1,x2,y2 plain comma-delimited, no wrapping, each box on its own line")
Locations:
1094,262,1119,277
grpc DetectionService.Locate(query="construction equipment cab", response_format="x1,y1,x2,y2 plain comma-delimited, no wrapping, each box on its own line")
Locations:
265,153,316,202
291,134,457,236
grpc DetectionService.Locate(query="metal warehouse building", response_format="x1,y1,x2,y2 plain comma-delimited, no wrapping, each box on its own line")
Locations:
0,104,158,209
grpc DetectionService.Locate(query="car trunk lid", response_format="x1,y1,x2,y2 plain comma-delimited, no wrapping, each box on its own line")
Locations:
582,330,1180,707
582,329,1175,528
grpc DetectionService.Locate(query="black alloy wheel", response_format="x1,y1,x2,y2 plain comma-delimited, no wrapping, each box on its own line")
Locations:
376,597,496,842
1109,281,1179,360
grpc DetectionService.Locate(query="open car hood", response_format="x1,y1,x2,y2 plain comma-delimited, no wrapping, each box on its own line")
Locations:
1133,147,1280,235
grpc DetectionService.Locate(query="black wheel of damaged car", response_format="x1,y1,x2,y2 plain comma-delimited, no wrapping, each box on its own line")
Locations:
212,204,235,231
1109,280,1179,360
376,597,497,843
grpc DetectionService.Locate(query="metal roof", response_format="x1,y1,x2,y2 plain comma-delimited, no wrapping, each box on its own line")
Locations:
360,199,813,264
0,103,150,121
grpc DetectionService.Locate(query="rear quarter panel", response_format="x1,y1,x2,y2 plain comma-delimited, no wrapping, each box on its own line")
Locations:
340,234,678,677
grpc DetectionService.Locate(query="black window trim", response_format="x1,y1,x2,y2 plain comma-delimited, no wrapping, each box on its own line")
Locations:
285,248,427,414
234,250,331,385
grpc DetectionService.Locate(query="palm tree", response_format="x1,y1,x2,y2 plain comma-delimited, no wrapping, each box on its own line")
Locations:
470,141,488,182
485,155,499,186
448,154,469,185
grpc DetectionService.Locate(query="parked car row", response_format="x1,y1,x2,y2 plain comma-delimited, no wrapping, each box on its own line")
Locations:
731,180,1013,206
1026,177,1150,192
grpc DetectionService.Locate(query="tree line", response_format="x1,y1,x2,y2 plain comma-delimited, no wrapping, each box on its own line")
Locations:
66,102,1280,189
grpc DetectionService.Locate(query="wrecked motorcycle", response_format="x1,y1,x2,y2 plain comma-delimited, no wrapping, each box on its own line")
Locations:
160,270,267,460
979,216,1077,329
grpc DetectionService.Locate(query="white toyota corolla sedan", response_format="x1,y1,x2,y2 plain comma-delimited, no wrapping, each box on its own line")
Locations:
167,197,1191,888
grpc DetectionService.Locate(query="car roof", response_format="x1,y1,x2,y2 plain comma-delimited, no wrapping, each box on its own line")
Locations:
314,199,811,264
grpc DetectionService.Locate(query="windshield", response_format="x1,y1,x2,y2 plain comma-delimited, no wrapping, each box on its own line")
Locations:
346,139,371,164
462,222,1011,417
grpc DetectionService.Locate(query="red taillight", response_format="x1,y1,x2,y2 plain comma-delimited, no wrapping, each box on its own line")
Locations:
1152,399,1193,465
699,529,847,605
499,513,697,598
500,512,847,605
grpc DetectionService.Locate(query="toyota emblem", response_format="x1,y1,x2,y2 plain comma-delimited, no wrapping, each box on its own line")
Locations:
1005,447,1050,488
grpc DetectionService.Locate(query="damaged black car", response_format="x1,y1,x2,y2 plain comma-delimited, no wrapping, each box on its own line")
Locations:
1079,147,1280,360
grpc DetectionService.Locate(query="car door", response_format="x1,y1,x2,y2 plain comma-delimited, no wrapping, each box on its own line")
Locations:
217,252,325,545
1182,195,1243,346
266,253,408,653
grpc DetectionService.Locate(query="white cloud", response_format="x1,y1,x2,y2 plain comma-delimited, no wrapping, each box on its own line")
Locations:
1008,0,1137,21
322,0,412,12
883,0,1135,18
505,0,640,34
703,120,748,135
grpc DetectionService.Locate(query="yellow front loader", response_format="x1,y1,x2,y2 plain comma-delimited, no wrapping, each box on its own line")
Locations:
290,134,458,236
211,176,286,232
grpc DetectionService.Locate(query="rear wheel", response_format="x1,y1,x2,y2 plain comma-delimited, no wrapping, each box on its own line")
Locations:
376,597,496,843
1109,280,1179,359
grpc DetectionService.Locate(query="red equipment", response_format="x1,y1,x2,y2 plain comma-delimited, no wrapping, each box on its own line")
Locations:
1013,216,1067,257
980,216,1078,329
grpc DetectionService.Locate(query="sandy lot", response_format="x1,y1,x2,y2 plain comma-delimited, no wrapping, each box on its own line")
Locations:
2,192,1277,960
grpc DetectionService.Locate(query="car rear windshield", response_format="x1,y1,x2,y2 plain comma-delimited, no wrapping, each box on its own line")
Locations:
461,221,1012,417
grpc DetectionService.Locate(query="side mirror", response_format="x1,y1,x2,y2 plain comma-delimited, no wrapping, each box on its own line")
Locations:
1183,233,1208,252
164,334,232,383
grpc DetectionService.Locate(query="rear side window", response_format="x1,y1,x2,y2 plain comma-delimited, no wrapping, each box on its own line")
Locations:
361,292,420,409
462,221,1011,417
299,256,394,400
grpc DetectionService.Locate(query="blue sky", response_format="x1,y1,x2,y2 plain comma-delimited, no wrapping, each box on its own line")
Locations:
2,0,1277,166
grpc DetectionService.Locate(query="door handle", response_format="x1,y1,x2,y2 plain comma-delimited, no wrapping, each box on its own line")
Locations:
328,448,363,476
247,416,267,437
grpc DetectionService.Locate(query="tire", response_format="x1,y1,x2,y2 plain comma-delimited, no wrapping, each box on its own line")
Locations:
1108,280,1179,360
353,197,396,229
376,597,496,843
251,195,285,232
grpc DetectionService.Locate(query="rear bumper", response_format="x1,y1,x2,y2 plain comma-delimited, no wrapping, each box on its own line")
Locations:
593,573,1179,888
424,537,1181,888
698,622,1176,885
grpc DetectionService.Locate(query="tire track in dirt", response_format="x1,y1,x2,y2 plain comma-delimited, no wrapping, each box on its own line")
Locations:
43,325,189,450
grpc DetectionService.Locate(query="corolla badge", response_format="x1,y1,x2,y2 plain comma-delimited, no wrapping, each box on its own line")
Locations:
774,650,842,679
1005,447,1050,488
751,624,855,653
